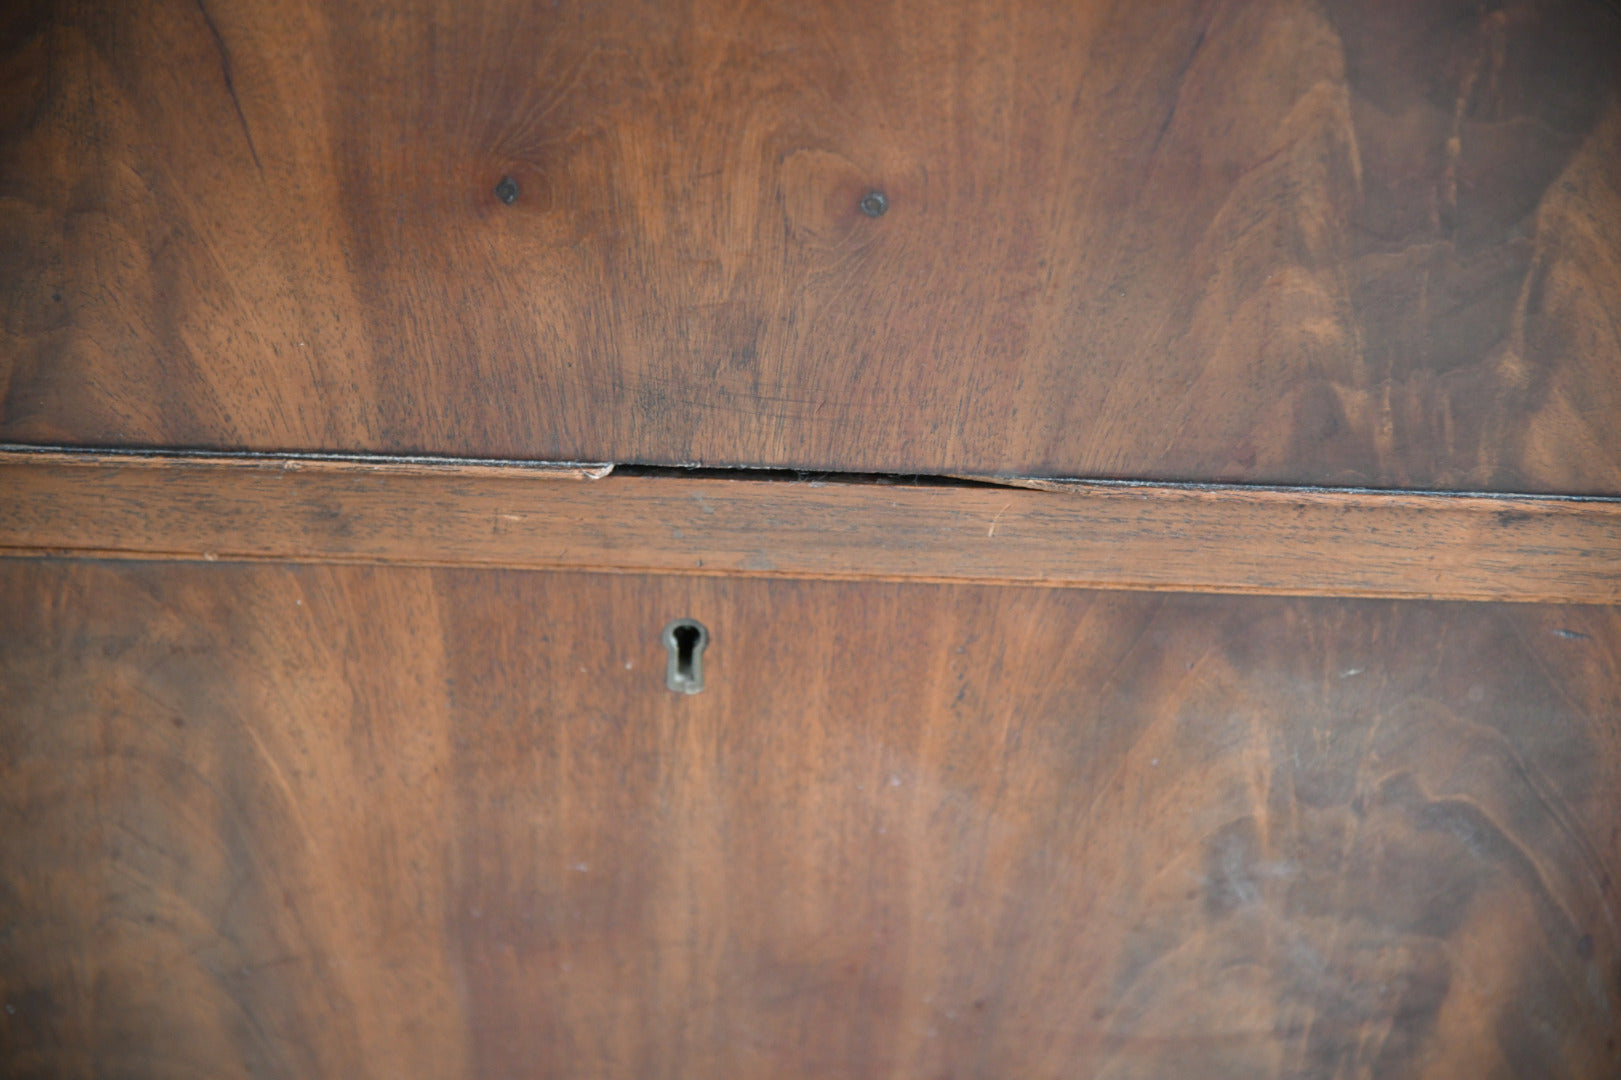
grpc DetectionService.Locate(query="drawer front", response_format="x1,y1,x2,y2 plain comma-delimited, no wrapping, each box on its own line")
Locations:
4,1,1621,490
4,561,1617,1078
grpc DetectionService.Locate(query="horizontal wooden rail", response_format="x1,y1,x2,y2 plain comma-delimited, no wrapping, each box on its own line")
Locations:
1,449,1618,604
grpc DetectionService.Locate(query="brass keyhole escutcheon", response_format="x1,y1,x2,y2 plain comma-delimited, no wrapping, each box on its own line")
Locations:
662,618,708,694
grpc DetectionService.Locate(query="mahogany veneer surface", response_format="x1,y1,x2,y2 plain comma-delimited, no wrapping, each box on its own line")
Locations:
4,0,1621,489
3,561,1618,1079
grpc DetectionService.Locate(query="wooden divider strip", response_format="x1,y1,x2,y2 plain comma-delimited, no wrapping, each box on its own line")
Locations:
1,450,1617,603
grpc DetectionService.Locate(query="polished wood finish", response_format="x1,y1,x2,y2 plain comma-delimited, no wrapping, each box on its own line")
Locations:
5,2,1620,1075
3,561,1618,1078
4,1,1621,491
4,448,1619,604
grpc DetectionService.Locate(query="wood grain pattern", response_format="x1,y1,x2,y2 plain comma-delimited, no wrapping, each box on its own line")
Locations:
3,449,1619,604
4,0,1620,490
3,561,1619,1078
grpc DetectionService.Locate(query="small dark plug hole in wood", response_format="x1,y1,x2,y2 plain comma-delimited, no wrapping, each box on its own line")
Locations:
662,618,708,694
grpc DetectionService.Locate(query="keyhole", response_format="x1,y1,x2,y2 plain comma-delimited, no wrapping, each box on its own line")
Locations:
662,619,709,694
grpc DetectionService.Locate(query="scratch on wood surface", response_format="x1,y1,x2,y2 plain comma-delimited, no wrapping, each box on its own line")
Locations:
988,500,1012,537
